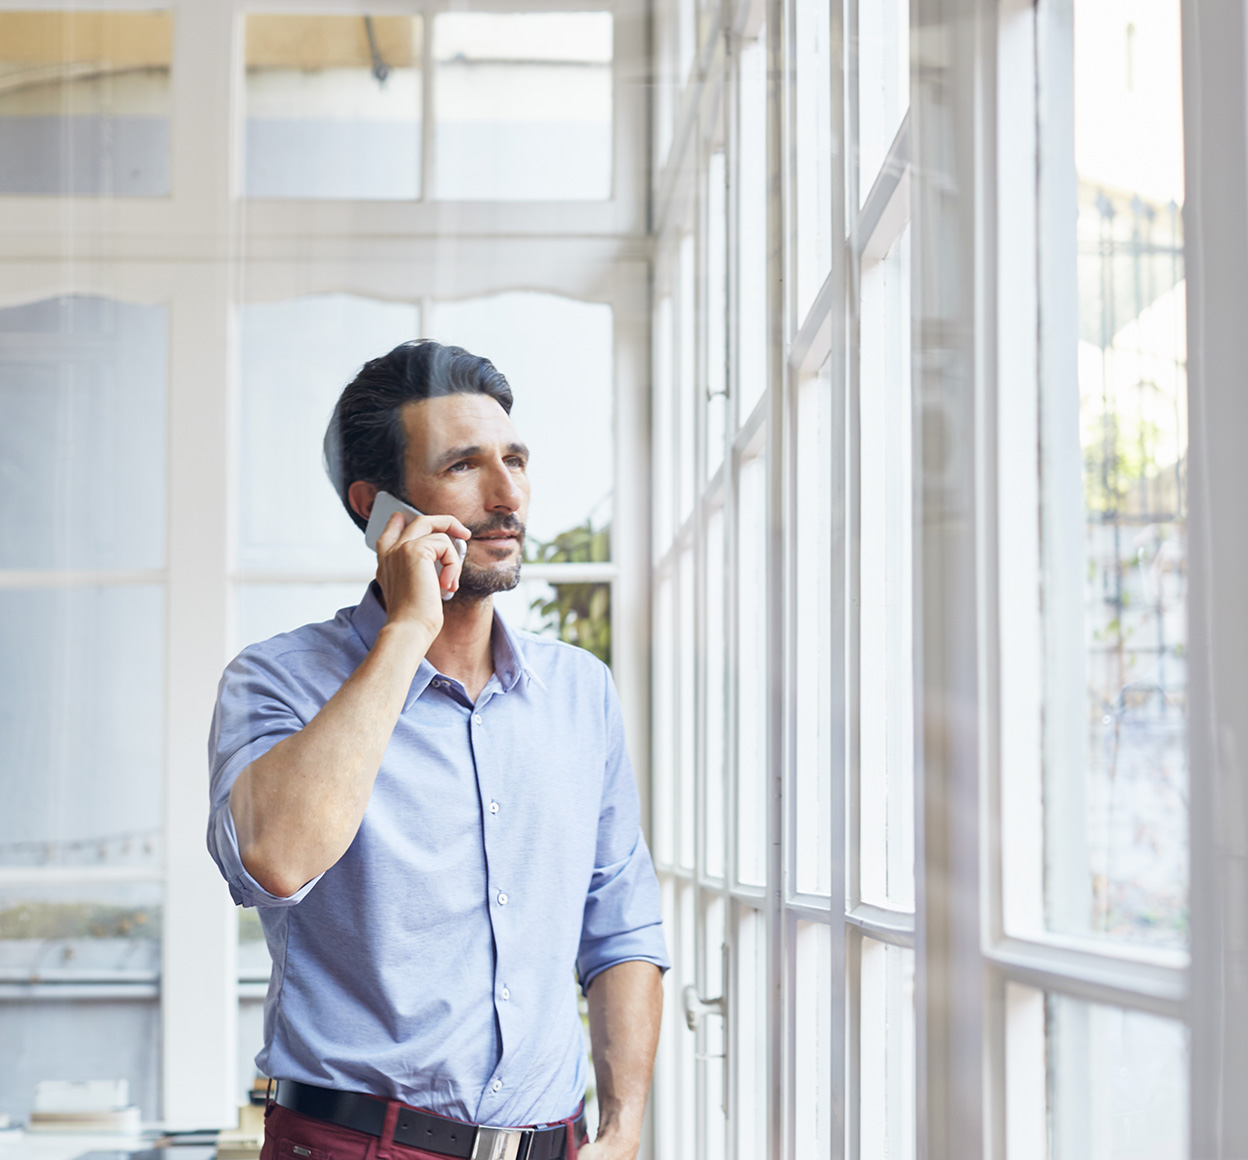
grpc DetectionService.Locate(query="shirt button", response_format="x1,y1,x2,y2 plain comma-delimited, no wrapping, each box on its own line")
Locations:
501,987,510,1001
497,891,509,906
473,714,483,725
489,801,499,815
491,1080,502,1093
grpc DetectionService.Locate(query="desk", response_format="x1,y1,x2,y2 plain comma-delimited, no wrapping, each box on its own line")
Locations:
0,1134,216,1160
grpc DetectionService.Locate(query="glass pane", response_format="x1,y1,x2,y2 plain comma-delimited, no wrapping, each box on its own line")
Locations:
234,582,366,655
0,11,171,196
859,938,916,1160
655,294,675,554
703,507,726,879
0,586,164,869
430,292,614,553
706,149,727,477
237,294,418,573
492,578,611,667
678,549,695,870
433,12,612,201
795,921,833,1160
858,224,914,908
653,0,675,168
794,361,835,896
244,15,422,200
0,882,160,978
1048,995,1187,1159
734,907,766,1158
678,233,696,524
736,29,768,423
653,577,676,866
794,0,833,320
856,0,908,205
1042,0,1188,948
736,452,767,886
0,296,167,572
0,996,161,1124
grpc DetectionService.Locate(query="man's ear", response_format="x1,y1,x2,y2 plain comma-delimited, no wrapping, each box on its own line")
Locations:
347,481,379,523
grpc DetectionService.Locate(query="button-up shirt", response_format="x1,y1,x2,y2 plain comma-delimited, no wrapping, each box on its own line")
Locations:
206,584,668,1127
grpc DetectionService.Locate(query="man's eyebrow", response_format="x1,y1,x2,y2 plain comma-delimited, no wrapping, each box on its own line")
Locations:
433,442,530,470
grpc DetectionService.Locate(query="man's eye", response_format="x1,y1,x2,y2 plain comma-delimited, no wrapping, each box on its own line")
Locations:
448,461,471,472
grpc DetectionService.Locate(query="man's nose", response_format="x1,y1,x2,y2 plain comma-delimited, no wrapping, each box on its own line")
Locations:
485,459,523,510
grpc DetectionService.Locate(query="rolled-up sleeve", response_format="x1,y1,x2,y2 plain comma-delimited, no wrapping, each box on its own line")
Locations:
206,647,324,909
576,670,670,991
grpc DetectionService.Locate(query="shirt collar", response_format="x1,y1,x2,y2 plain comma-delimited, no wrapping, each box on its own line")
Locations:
350,582,546,696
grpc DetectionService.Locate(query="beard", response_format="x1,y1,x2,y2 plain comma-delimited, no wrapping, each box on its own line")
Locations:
453,513,526,601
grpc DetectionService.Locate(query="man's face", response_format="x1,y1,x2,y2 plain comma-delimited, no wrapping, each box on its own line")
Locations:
399,393,530,600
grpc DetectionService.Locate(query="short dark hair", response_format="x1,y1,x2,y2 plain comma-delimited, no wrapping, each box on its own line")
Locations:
324,339,514,531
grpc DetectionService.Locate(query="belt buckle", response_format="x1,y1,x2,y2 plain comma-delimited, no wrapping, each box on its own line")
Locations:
470,1125,532,1160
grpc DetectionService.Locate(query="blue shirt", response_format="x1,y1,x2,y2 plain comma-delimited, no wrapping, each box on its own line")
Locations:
206,584,668,1127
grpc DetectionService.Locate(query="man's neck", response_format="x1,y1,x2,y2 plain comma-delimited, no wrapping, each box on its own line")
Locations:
425,595,496,703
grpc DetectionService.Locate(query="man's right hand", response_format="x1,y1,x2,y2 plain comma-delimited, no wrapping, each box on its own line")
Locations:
374,510,471,633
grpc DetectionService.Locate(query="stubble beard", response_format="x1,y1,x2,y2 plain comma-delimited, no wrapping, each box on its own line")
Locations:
453,515,526,602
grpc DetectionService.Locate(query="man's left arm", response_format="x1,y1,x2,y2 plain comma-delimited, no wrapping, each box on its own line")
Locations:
581,960,664,1160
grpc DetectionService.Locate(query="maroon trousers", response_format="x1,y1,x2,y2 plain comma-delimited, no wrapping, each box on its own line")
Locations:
260,1097,584,1160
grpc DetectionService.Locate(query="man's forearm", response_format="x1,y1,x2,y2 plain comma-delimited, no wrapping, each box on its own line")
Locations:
584,960,663,1159
229,618,434,897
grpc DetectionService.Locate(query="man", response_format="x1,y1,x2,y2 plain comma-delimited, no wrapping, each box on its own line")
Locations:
207,341,668,1160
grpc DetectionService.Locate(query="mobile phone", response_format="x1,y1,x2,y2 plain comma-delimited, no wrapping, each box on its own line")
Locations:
364,491,467,598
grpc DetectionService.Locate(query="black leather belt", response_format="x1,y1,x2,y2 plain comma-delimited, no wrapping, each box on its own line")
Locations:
274,1079,585,1160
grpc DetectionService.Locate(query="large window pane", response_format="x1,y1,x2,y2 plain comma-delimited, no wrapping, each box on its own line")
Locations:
1047,994,1187,1159
736,452,767,886
705,149,727,478
0,586,164,869
858,223,913,909
237,294,418,574
795,921,833,1160
430,292,614,553
233,582,366,655
855,0,907,204
1042,0,1187,949
244,15,422,200
702,506,725,880
794,361,835,896
858,938,915,1160
0,296,167,572
736,28,768,422
794,0,833,320
433,13,612,201
678,549,695,870
653,576,676,867
493,578,611,667
0,11,171,196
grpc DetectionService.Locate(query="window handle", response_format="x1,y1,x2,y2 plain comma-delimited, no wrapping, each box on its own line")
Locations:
681,984,724,1032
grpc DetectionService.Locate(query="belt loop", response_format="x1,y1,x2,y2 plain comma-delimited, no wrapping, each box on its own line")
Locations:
376,1097,402,1160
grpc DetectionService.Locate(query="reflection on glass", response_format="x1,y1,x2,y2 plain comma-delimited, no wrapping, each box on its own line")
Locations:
492,579,611,667
238,294,417,573
736,453,767,886
858,224,913,909
1048,995,1187,1159
795,361,834,896
795,921,833,1160
1045,0,1187,948
856,0,907,204
244,15,422,200
0,586,164,868
859,938,915,1160
430,292,614,552
794,0,833,320
0,296,167,572
0,11,171,196
0,882,161,977
433,12,612,201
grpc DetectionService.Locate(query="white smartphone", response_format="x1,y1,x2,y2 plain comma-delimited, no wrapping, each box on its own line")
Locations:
364,491,467,598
